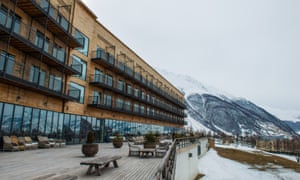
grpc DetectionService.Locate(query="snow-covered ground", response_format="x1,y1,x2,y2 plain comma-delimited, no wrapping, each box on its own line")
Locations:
198,144,300,180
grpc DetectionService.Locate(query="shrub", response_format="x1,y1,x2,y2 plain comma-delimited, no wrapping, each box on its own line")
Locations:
86,131,95,144
145,131,157,143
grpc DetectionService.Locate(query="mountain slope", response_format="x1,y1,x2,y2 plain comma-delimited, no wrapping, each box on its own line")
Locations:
159,70,296,137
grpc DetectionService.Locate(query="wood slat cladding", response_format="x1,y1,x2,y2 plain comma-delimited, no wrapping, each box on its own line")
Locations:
0,0,185,128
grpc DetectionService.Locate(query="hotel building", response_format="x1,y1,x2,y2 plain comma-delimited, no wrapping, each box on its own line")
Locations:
0,0,185,144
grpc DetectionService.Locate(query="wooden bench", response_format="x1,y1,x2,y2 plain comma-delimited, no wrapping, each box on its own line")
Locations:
80,155,122,176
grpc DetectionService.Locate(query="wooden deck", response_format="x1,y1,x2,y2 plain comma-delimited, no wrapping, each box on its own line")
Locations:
0,143,162,180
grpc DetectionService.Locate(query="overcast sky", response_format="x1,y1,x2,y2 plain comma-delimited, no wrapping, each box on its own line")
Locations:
82,0,300,112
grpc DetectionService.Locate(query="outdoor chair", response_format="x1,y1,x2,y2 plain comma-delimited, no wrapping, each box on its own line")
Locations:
11,135,25,151
24,136,38,150
128,142,141,156
155,143,169,157
37,136,51,148
2,136,19,151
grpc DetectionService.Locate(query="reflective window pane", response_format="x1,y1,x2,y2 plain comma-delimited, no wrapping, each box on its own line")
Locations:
31,108,40,138
23,107,32,136
12,105,23,135
1,103,14,135
45,111,53,135
39,110,46,135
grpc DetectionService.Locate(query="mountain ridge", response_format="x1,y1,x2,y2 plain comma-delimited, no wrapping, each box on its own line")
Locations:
159,69,297,137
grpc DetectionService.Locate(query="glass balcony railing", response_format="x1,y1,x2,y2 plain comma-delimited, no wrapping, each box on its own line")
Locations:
0,13,80,74
0,53,76,100
11,0,82,47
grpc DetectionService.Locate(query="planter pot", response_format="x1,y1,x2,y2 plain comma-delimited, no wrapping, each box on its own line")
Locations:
113,140,123,148
82,143,99,157
144,142,156,149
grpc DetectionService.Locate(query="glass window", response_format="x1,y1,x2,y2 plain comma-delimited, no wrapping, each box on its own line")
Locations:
125,100,131,111
52,112,58,137
92,91,101,104
134,88,139,97
57,113,64,139
12,105,23,135
60,16,69,32
63,114,71,142
22,107,32,136
133,104,139,113
1,103,14,135
45,111,53,135
141,91,145,100
69,114,76,143
35,31,44,49
12,15,21,34
105,74,113,87
31,108,40,137
72,55,86,80
75,29,89,56
49,75,62,92
29,65,45,86
117,80,124,91
0,5,8,27
126,84,132,95
96,46,106,60
107,53,114,65
116,98,123,109
69,82,85,103
1,51,15,75
103,94,112,107
39,110,46,135
0,102,3,129
140,105,145,114
53,44,65,62
94,69,103,83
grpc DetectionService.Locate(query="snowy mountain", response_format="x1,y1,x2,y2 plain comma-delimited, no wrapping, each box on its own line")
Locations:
159,70,297,137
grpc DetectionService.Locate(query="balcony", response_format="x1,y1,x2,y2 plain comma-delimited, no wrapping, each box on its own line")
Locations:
11,0,82,48
91,50,115,69
0,54,78,101
87,96,183,125
0,14,80,75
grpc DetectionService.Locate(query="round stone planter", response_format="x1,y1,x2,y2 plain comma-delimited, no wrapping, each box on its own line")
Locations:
82,143,99,157
113,140,123,148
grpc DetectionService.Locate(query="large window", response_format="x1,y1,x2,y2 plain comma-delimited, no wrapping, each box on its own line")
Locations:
53,44,65,62
0,51,15,75
49,75,62,92
117,80,124,92
124,100,131,111
69,82,85,103
12,105,23,135
116,98,124,109
133,103,139,113
92,91,101,104
134,88,139,97
126,84,132,95
1,103,14,135
31,108,40,137
94,69,103,83
103,94,112,107
21,107,31,136
105,74,113,87
29,65,46,86
75,29,89,56
72,55,86,80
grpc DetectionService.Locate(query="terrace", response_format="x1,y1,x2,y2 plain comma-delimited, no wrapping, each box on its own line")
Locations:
0,143,162,180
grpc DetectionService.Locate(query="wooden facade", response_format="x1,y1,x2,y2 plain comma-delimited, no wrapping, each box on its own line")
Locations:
0,0,185,138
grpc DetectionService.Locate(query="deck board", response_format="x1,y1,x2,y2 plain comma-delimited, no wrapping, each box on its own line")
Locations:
0,143,162,180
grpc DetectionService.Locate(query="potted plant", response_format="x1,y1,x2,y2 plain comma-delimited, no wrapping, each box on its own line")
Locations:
144,131,157,148
82,131,99,157
112,132,123,148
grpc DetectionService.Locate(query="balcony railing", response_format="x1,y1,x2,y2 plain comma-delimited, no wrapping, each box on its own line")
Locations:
11,0,82,48
91,50,115,69
0,54,77,101
87,96,184,125
0,12,80,75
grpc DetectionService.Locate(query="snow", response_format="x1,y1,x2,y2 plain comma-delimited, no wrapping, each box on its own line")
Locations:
198,144,300,180
185,114,211,133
